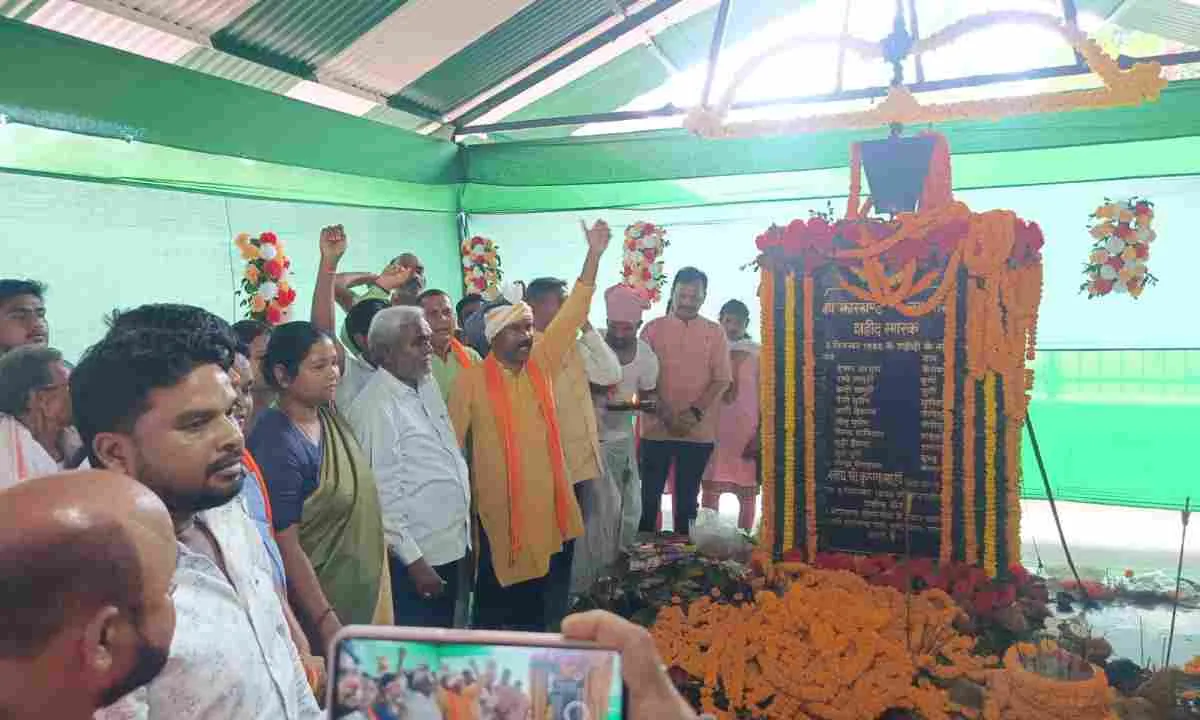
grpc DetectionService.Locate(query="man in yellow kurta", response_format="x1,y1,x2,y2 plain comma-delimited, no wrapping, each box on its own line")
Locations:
450,220,611,631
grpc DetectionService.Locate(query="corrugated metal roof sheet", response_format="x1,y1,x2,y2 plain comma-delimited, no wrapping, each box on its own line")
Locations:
319,0,537,99
396,0,626,112
27,0,198,63
177,45,297,94
102,0,255,35
0,0,46,20
1120,0,1200,47
211,0,409,75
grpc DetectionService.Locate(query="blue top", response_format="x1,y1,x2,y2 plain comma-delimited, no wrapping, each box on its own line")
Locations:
237,462,288,592
246,408,321,533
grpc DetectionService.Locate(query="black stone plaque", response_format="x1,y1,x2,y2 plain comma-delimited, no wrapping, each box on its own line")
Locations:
810,272,946,558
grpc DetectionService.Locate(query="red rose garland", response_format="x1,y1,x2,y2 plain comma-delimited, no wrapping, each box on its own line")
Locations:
236,231,296,325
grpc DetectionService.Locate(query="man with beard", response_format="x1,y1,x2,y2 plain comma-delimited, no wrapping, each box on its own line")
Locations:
599,284,660,551
449,220,610,631
0,279,49,355
418,289,480,403
75,311,322,718
0,470,177,719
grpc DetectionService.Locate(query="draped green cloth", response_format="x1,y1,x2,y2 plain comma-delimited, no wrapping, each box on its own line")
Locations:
300,407,392,626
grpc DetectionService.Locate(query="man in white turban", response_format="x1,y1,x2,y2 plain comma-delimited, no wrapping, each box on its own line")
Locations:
449,221,611,632
598,285,659,551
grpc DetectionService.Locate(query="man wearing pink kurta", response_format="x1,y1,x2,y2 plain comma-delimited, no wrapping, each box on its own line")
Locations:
638,267,732,536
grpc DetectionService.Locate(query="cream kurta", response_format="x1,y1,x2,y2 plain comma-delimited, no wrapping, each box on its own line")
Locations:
534,328,618,485
450,281,593,586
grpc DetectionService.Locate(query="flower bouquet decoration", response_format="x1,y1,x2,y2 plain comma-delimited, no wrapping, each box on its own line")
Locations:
620,221,669,303
236,232,296,325
461,235,503,298
750,204,840,274
1082,198,1157,298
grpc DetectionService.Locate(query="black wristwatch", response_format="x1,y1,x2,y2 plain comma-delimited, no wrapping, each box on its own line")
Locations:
689,406,705,422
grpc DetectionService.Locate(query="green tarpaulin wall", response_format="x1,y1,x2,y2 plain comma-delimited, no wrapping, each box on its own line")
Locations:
0,17,1195,510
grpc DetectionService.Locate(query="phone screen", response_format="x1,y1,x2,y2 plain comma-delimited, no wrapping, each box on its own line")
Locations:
330,635,624,720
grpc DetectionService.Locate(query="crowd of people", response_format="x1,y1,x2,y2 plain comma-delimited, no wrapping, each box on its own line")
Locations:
0,218,758,719
334,652,535,720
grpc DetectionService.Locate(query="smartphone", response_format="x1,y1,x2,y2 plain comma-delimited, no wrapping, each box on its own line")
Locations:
328,625,626,720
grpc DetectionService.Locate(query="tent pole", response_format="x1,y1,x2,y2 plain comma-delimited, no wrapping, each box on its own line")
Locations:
1061,0,1087,68
700,0,734,108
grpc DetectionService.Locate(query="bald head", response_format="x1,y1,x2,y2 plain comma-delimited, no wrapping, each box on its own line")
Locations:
0,471,175,659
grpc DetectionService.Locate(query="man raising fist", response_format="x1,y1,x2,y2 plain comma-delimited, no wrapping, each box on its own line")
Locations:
449,220,611,632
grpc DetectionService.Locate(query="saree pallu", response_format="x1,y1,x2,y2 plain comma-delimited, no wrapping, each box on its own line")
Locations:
299,407,393,626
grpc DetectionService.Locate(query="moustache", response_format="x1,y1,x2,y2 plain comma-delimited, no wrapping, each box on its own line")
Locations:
206,454,243,477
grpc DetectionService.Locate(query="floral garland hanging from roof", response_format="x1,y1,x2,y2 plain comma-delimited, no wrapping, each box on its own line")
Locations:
461,235,503,298
236,231,296,325
1082,198,1157,299
620,221,669,303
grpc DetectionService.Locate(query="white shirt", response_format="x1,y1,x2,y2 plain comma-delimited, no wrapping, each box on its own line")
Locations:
577,328,622,386
336,352,375,411
346,369,471,567
95,497,322,720
0,414,59,488
600,339,659,443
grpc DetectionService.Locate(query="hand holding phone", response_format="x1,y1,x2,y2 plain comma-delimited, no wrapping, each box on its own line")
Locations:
329,622,636,719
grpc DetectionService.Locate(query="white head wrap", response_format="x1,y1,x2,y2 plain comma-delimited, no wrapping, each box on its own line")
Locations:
483,302,535,343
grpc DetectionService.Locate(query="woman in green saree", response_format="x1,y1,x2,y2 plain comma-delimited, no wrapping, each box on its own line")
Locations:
248,321,392,652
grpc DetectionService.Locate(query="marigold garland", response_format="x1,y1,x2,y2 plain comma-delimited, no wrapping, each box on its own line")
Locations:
963,380,978,565
939,273,959,565
652,564,996,720
782,276,798,551
983,372,999,577
802,274,817,560
983,642,1119,719
235,231,296,326
759,270,777,549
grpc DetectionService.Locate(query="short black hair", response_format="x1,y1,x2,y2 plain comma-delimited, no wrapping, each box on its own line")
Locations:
262,321,328,391
525,278,567,305
0,521,143,658
456,293,484,327
346,298,389,347
417,289,450,305
673,266,708,291
232,319,270,348
71,317,236,466
0,279,46,305
719,299,750,323
0,345,63,416
109,304,237,346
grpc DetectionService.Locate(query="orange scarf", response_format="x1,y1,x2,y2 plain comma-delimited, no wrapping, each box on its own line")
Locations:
482,353,572,558
241,449,274,530
449,337,474,368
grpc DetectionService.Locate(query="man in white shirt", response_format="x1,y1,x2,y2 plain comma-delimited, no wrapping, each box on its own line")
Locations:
74,308,321,720
0,345,74,486
346,306,471,628
600,284,660,551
